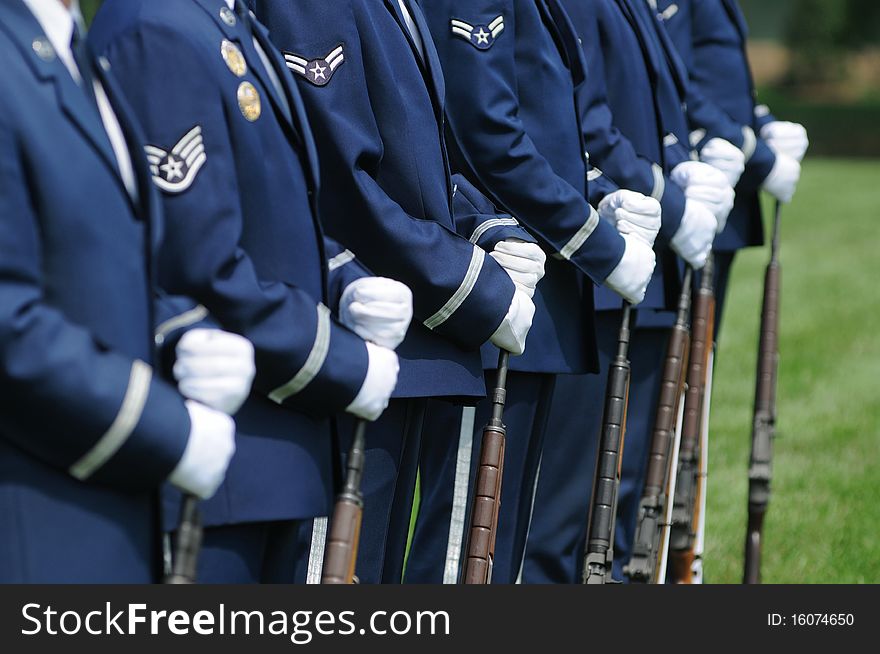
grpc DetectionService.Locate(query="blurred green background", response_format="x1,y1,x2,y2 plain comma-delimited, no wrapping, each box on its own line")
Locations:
78,0,879,583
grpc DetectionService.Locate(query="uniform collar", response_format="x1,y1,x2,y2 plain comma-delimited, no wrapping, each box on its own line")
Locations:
20,0,82,80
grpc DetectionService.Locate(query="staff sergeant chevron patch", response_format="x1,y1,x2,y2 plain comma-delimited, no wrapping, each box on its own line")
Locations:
283,45,345,87
144,126,207,194
450,15,505,50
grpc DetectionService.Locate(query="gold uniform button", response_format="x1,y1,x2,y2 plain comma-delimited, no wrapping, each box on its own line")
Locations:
221,40,247,77
237,81,261,122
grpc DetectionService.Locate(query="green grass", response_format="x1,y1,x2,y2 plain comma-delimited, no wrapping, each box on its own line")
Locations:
705,158,880,583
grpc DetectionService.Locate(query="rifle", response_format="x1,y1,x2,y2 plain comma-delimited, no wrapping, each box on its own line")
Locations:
462,350,510,584
581,304,633,585
744,202,783,584
164,495,203,584
670,255,716,584
321,419,367,584
624,268,692,584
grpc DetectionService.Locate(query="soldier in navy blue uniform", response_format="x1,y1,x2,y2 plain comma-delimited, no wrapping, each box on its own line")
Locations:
253,0,543,584
91,0,411,583
653,0,806,322
0,0,257,582
519,0,742,583
411,0,663,583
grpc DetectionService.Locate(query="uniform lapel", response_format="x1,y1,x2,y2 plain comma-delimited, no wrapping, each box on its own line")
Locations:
191,0,290,131
637,0,689,100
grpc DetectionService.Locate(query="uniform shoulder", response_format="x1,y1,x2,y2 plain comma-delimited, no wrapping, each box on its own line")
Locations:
91,0,210,55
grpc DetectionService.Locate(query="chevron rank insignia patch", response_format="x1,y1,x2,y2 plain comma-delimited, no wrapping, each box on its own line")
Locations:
451,15,504,50
144,126,206,194
283,45,345,87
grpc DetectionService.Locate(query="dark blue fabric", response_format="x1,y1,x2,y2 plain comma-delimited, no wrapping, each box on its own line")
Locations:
0,0,196,581
421,0,632,375
522,311,669,583
406,371,555,583
653,0,774,253
91,0,375,527
254,0,526,399
196,520,305,583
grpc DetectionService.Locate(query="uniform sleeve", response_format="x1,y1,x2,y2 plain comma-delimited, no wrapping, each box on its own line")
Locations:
0,116,190,492
422,0,625,284
254,0,514,350
451,173,536,251
101,25,368,417
574,2,686,241
323,236,372,315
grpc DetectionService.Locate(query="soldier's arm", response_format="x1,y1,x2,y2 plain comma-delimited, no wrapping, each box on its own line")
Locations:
450,173,537,251
0,116,190,492
100,24,369,417
255,0,515,350
570,0,686,242
422,0,625,285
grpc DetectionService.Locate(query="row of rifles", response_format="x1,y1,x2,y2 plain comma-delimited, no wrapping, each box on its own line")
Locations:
164,204,784,586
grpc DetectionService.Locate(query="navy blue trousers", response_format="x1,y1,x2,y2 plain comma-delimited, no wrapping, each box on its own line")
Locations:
195,520,305,583
520,311,669,583
405,372,556,584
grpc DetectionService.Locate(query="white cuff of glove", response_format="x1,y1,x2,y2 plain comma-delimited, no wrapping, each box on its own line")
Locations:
340,277,413,351
168,400,236,500
700,138,746,188
346,342,399,421
761,121,809,163
604,233,657,305
762,152,801,204
671,200,717,270
598,190,662,248
671,161,734,233
489,288,536,356
173,329,256,416
490,239,547,299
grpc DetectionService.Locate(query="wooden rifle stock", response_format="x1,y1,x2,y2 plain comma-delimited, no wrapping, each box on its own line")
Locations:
462,350,510,584
322,420,367,584
670,256,716,584
582,305,633,585
744,202,783,584
625,269,692,584
164,494,203,584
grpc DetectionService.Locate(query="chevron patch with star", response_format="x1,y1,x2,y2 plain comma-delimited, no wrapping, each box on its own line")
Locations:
144,125,206,194
283,45,345,87
450,15,504,50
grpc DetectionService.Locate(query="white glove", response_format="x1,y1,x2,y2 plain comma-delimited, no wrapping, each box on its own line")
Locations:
762,152,801,204
671,200,717,270
671,161,735,234
340,277,413,351
761,121,809,162
598,190,662,248
168,400,236,500
489,239,547,299
603,233,657,305
173,329,256,416
489,288,536,356
346,342,399,421
700,138,746,187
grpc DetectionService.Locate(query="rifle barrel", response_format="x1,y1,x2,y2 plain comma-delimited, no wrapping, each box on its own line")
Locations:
163,494,203,584
582,304,632,585
322,420,367,584
462,350,510,584
744,201,783,584
625,269,692,583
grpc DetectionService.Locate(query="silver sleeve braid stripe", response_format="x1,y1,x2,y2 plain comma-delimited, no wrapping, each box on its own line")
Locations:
423,247,485,330
268,304,332,403
69,360,153,480
559,206,601,261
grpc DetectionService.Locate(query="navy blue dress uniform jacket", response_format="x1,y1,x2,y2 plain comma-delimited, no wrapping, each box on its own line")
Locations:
252,0,527,400
0,0,196,582
90,0,375,529
421,0,630,375
653,0,776,252
563,0,697,318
